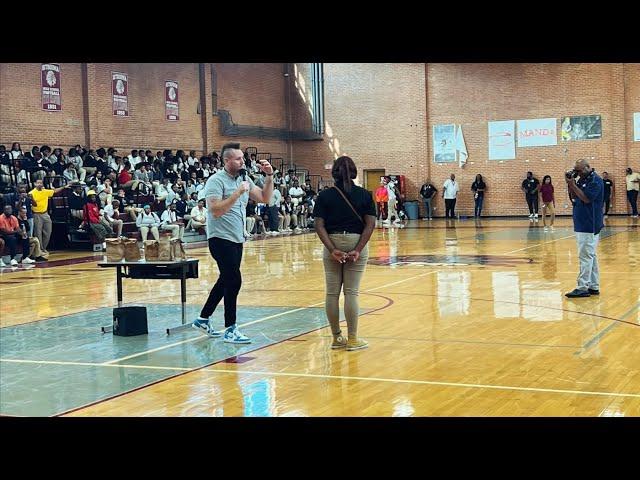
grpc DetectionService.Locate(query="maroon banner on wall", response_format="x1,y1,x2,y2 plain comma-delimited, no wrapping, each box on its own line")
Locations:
112,72,129,116
165,80,179,121
41,64,61,111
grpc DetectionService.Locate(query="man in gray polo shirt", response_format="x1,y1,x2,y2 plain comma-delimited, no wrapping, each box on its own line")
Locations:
192,146,274,343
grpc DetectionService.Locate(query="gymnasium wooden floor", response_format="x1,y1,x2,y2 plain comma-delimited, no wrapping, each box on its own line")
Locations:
1,216,638,416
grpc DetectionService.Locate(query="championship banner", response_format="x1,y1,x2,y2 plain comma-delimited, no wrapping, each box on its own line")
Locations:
41,64,61,111
488,120,516,160
165,80,179,121
516,118,557,147
112,72,129,117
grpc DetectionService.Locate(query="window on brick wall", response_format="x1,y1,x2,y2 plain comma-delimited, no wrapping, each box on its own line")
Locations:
310,63,325,135
211,65,218,115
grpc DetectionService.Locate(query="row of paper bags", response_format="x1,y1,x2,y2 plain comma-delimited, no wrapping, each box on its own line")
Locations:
105,237,187,262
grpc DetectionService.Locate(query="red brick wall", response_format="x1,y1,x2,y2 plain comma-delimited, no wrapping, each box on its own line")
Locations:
292,63,640,216
0,63,87,150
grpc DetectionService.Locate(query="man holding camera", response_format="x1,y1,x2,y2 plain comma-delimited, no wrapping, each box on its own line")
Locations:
564,159,604,298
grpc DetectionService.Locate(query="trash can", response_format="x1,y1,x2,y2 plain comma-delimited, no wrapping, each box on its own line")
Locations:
404,201,419,220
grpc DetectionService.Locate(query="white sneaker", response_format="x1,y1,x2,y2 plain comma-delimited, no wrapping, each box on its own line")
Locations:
21,257,35,264
223,325,251,344
0,259,6,267
10,259,18,266
528,214,534,218
534,214,539,219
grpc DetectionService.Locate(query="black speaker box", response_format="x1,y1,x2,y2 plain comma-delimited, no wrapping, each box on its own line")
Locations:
113,306,148,336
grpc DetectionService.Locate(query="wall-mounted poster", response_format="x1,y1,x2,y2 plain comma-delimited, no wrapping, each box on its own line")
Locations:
41,64,61,111
112,72,129,117
488,120,516,160
517,118,557,147
433,124,456,163
165,80,179,121
634,112,640,142
561,115,602,141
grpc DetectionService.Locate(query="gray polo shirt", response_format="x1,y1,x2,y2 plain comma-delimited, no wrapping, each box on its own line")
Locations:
204,169,255,243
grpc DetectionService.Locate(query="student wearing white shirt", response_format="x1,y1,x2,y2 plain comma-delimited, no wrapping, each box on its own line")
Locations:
187,150,198,167
160,202,184,239
128,150,141,168
187,200,207,231
289,180,304,207
442,173,459,219
103,199,124,236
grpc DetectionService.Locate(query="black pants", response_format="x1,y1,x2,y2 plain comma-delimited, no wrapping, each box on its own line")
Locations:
1,233,29,259
445,198,456,218
526,194,539,214
200,237,243,327
628,190,639,216
604,195,611,215
267,205,279,231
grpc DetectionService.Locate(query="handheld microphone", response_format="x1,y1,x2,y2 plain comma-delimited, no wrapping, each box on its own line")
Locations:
238,168,247,181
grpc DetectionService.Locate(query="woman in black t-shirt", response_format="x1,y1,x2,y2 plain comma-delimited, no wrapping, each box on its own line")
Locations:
471,174,487,218
313,156,376,351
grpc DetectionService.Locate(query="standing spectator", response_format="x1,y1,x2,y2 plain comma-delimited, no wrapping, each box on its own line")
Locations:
539,175,556,231
471,174,487,218
160,202,184,240
522,171,540,219
419,179,437,220
442,173,459,219
188,199,207,231
267,187,283,235
374,179,389,225
564,159,604,298
136,204,160,240
602,172,614,218
625,167,640,217
103,199,124,237
29,178,72,254
313,156,376,351
0,205,33,265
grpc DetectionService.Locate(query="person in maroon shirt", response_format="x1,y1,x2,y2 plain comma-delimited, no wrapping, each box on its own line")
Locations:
82,191,115,247
539,175,555,230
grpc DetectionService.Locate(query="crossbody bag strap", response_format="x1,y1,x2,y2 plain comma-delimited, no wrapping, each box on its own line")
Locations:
332,186,364,225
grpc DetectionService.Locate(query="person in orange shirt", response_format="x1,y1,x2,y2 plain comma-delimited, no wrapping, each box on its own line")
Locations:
0,205,32,266
374,179,389,226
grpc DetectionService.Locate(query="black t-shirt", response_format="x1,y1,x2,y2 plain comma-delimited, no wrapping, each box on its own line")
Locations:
603,179,613,198
472,180,486,197
313,183,376,234
68,193,85,210
420,184,436,199
522,177,539,195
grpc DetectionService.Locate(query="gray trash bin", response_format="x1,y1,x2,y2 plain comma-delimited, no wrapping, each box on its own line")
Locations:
404,201,419,220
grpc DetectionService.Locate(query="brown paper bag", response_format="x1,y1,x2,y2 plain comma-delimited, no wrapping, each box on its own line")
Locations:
123,238,141,262
144,240,159,261
105,238,124,262
170,238,187,261
158,236,172,261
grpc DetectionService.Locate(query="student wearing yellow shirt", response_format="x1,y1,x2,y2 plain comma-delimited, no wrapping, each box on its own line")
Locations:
29,178,75,254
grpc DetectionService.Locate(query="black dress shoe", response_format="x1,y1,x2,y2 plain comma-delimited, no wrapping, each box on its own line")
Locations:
588,289,600,295
565,288,591,298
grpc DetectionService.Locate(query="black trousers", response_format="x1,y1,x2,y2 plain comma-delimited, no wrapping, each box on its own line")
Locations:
526,194,539,214
1,233,29,259
445,198,456,218
604,195,611,215
200,237,243,327
628,190,639,216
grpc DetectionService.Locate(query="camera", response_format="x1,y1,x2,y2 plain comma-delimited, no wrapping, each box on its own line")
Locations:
565,169,578,180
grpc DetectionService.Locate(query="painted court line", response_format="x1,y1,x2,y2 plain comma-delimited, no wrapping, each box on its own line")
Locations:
0,358,190,371
100,271,431,365
200,367,640,399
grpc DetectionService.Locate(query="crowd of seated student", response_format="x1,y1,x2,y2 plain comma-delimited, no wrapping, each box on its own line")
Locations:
0,143,320,264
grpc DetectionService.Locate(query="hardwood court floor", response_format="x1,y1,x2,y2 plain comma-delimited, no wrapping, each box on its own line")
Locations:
1,216,638,416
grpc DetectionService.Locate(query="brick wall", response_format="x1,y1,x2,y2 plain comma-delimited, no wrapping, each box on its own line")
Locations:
291,63,640,216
